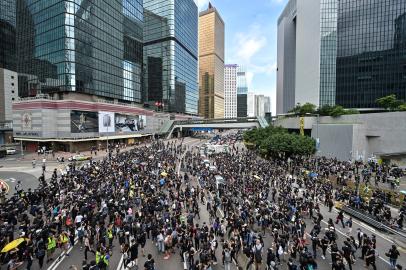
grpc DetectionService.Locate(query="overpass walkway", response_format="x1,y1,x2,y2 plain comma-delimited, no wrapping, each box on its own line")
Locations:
160,117,269,139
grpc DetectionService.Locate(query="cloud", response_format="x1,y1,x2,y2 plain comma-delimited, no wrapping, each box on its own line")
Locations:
250,62,277,76
194,0,210,10
234,25,267,64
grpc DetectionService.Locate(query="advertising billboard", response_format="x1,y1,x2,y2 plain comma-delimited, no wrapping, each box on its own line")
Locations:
115,114,146,132
98,112,115,133
71,110,98,133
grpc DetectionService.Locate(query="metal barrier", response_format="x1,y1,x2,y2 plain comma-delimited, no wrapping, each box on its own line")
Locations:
341,205,406,239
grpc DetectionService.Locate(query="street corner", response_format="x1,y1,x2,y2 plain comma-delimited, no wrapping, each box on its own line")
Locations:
0,179,10,194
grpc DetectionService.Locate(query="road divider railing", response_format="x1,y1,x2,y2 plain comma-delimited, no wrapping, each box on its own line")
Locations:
337,203,406,239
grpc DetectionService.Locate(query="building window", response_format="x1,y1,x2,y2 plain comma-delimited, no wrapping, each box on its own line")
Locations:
11,83,14,86
12,98,15,101
12,90,14,93
11,76,14,79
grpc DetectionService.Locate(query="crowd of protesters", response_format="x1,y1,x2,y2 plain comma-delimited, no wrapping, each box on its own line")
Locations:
0,132,404,270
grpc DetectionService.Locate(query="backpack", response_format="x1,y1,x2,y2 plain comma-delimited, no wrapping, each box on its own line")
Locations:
145,260,154,270
224,250,232,263
254,246,262,262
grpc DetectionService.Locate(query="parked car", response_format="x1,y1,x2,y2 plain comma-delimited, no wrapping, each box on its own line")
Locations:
6,148,16,155
68,154,92,162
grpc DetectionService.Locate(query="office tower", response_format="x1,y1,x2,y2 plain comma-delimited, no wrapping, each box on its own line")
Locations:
264,96,271,115
0,0,16,71
237,66,248,117
248,92,271,117
277,0,338,114
247,92,256,117
143,0,199,115
16,0,143,101
198,3,225,119
255,95,271,117
224,64,237,118
336,0,406,108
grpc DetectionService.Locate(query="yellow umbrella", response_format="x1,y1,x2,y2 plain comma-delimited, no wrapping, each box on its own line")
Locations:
253,175,261,180
1,238,28,253
160,172,168,177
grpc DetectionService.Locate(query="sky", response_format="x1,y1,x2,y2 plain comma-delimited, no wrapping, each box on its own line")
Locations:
195,0,289,115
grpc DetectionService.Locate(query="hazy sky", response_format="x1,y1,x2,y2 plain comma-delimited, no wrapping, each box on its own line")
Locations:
195,0,289,114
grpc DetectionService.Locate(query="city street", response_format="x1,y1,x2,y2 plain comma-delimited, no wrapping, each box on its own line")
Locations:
0,135,404,270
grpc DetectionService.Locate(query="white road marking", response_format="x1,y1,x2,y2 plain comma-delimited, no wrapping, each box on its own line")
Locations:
47,238,78,270
321,220,391,265
332,209,395,243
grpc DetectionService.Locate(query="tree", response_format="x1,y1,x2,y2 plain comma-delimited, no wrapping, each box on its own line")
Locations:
318,105,359,117
289,103,317,115
376,94,404,111
244,126,316,158
330,105,347,117
317,105,334,116
398,104,406,111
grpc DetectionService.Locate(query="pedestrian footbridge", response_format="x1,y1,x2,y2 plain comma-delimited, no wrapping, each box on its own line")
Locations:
161,117,269,139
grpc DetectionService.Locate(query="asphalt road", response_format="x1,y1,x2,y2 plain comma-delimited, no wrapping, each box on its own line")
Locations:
1,136,405,270
0,171,39,195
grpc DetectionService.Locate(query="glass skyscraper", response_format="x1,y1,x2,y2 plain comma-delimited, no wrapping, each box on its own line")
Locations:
236,66,248,117
319,0,337,107
143,0,199,115
16,0,143,101
336,0,406,108
0,0,16,71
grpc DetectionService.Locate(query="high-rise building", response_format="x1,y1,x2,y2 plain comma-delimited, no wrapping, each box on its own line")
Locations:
237,66,248,117
336,0,406,108
255,95,271,117
247,92,256,117
0,0,16,71
224,64,237,118
248,92,271,117
198,3,225,119
264,96,271,115
277,0,338,114
16,0,144,102
143,0,199,115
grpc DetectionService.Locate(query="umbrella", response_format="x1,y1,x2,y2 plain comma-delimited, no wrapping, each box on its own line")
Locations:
1,238,28,253
253,175,261,180
160,172,168,177
308,172,318,178
400,190,406,195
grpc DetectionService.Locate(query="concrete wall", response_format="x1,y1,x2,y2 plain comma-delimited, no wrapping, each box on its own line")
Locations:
277,0,297,114
277,0,321,114
312,124,353,161
276,112,406,162
295,0,321,107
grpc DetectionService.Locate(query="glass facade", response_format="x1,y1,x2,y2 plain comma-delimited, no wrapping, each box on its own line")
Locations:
0,0,16,70
198,5,225,119
336,0,406,108
143,0,199,115
319,0,337,107
236,66,248,117
16,0,143,101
